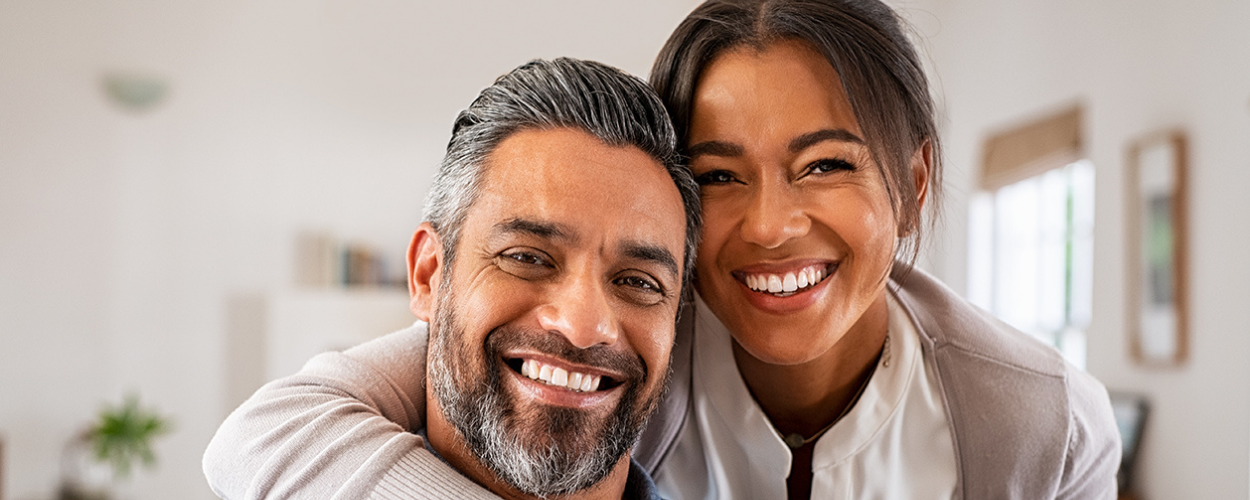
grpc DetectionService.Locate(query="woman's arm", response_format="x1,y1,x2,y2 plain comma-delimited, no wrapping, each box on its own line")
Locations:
202,324,482,499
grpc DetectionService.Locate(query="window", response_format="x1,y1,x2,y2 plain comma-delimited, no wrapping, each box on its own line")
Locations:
966,104,1091,368
968,160,1094,368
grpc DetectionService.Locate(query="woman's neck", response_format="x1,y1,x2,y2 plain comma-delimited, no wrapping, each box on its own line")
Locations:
732,292,890,438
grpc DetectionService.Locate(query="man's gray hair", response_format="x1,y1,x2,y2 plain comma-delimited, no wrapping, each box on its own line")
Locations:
422,58,702,291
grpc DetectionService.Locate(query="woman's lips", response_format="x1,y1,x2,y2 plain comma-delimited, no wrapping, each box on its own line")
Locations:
732,262,837,297
727,261,838,314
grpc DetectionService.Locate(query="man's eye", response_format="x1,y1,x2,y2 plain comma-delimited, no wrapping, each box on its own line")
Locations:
694,170,739,186
504,251,547,266
614,274,667,305
804,158,856,176
496,249,556,279
617,276,659,291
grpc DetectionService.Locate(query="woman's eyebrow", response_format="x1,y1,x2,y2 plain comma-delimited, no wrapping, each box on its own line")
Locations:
789,128,864,153
686,140,744,159
686,129,863,159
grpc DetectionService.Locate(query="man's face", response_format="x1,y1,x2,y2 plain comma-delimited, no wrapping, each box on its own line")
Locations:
422,127,687,496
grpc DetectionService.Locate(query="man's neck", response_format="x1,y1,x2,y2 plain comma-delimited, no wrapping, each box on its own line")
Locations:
425,390,633,500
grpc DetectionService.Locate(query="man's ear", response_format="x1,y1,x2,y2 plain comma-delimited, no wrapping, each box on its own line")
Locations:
407,222,443,322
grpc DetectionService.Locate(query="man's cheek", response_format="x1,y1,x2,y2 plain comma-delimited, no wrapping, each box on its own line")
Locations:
463,290,531,336
629,324,675,380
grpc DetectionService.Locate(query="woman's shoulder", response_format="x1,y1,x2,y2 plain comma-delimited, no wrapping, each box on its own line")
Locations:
889,264,1107,413
890,265,1067,377
891,265,1119,497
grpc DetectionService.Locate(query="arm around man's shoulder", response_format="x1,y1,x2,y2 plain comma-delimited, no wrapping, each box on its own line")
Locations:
202,323,465,498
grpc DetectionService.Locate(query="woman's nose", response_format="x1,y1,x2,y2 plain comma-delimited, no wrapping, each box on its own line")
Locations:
535,275,620,349
739,178,810,249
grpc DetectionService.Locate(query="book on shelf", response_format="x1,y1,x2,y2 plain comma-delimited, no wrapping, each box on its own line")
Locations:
295,231,405,290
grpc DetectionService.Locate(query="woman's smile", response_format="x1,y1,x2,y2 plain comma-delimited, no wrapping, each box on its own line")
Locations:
725,259,840,315
735,261,836,296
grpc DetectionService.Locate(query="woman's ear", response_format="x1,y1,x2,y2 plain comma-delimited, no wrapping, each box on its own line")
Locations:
897,140,933,238
912,139,932,212
407,222,443,322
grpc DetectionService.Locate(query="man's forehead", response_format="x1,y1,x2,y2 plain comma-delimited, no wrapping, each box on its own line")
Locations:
480,129,664,185
466,127,687,253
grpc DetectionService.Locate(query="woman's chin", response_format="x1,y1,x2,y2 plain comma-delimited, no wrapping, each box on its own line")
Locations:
729,327,842,367
707,291,864,368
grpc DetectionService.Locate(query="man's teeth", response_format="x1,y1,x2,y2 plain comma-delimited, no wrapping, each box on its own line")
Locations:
745,266,826,295
519,359,602,392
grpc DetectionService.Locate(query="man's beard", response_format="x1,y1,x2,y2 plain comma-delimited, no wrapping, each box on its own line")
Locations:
428,289,664,497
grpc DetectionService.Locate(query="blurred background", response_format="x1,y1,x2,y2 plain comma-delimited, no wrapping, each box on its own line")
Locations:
1,0,1246,499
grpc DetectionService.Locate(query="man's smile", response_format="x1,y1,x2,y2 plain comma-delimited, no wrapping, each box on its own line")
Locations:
517,358,605,392
501,351,631,410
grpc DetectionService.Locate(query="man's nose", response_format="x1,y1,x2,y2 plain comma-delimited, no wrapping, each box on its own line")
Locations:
740,175,810,249
535,274,620,349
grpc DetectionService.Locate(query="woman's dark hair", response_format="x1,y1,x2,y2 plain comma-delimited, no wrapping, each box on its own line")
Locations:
650,0,942,268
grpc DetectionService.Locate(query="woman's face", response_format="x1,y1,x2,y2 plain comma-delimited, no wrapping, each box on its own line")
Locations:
687,40,900,365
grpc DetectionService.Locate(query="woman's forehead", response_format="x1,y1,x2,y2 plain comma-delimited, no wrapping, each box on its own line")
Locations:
689,41,863,148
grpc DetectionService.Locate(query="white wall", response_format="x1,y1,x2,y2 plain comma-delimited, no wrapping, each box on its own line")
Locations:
909,0,1250,498
0,1,698,498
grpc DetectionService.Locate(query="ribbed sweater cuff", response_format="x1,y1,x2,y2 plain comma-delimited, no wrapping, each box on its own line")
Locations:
370,447,500,499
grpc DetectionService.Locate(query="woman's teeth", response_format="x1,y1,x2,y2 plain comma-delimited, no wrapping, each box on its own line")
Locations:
519,358,601,392
744,266,826,296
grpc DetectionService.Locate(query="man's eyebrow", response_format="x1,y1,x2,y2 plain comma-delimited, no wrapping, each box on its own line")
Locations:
622,242,680,279
686,140,744,159
789,128,864,153
492,218,575,242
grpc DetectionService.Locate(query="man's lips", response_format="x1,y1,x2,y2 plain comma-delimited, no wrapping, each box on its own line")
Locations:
503,353,624,393
732,261,837,298
488,329,644,409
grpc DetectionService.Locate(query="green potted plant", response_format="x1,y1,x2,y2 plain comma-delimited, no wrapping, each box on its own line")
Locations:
60,394,171,500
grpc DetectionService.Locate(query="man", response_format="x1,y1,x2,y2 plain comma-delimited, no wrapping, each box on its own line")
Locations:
203,58,701,499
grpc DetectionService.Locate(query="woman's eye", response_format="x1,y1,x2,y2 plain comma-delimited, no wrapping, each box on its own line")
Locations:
694,170,739,186
805,158,855,175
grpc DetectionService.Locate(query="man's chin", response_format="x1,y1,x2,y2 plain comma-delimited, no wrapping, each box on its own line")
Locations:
466,377,652,496
464,403,632,496
503,403,615,457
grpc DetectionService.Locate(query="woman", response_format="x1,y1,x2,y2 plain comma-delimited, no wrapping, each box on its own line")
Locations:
205,0,1121,498
632,1,1119,498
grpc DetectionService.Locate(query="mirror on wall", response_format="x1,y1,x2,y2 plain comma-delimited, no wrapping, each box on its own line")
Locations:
1126,131,1188,367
